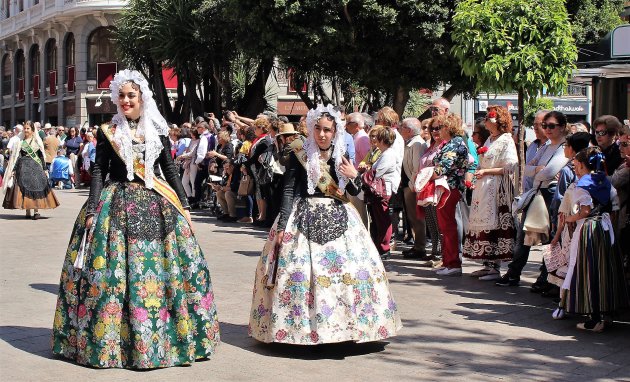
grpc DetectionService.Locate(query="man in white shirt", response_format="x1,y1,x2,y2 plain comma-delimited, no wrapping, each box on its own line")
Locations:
400,118,428,258
7,124,23,154
192,121,211,208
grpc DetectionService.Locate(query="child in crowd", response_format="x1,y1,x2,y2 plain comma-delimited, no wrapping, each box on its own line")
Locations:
552,147,628,332
546,133,591,290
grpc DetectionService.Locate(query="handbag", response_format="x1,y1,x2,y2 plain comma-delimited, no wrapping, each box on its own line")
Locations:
361,168,387,203
238,174,254,196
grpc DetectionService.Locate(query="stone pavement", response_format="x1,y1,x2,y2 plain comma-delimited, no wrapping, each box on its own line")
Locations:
0,189,628,382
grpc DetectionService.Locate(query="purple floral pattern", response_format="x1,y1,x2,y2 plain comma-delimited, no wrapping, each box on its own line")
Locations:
249,197,402,344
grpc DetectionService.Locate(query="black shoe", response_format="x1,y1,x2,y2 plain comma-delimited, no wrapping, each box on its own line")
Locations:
495,274,520,286
403,236,415,245
224,216,238,223
380,252,391,261
402,250,427,259
541,287,560,298
217,214,229,221
530,282,551,294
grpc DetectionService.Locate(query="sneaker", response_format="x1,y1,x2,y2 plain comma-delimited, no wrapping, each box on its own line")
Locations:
479,269,501,281
436,267,462,276
495,274,520,286
552,307,566,320
576,321,605,332
470,266,492,277
380,252,391,261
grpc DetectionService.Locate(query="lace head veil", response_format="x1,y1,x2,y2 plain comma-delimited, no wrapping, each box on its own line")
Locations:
109,69,169,189
304,104,348,194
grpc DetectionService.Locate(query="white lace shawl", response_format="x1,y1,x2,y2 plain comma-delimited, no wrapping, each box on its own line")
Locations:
109,69,168,189
468,133,518,232
303,104,348,194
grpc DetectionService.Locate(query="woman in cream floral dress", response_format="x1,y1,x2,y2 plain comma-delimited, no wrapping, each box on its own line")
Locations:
249,104,401,344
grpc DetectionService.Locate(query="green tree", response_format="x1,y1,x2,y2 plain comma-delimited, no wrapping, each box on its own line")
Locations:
566,0,625,44
451,0,577,191
116,0,276,121
226,0,472,115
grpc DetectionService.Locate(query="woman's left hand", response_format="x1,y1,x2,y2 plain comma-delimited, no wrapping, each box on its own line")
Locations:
339,156,358,179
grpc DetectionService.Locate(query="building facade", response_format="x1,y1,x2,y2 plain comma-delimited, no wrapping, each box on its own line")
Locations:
1,0,127,129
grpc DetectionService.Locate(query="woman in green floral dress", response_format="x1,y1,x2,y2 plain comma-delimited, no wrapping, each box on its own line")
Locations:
52,70,220,369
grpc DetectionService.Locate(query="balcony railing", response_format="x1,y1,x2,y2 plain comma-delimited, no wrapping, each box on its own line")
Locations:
1,0,127,39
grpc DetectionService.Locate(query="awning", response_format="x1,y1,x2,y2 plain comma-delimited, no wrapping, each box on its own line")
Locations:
572,64,630,84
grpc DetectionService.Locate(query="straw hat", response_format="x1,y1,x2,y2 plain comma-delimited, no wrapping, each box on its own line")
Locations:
277,123,298,136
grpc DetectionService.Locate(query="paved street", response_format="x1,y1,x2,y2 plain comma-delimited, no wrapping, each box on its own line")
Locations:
1,189,629,382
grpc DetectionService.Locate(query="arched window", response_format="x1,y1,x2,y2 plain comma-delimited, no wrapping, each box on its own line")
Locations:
30,45,40,76
1,54,10,94
65,33,74,67
46,39,57,72
87,27,116,79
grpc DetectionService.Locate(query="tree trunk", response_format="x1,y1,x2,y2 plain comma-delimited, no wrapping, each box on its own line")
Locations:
240,57,274,117
441,84,460,101
316,79,332,106
517,88,526,195
392,85,410,117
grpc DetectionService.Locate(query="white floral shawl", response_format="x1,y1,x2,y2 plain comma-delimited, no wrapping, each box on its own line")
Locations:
468,133,518,232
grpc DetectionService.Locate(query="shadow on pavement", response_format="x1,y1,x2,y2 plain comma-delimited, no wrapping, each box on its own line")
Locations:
30,283,59,295
218,321,388,360
233,250,261,257
0,326,53,359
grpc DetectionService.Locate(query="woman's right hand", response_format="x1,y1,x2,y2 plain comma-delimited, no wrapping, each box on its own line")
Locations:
85,215,94,230
275,230,284,253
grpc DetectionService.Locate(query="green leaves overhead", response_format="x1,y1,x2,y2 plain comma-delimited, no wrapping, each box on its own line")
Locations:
451,0,578,99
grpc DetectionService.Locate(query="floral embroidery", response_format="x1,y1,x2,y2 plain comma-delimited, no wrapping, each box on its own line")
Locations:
52,182,220,369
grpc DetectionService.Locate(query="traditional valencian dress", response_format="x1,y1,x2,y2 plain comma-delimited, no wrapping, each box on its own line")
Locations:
559,172,628,315
463,132,518,262
52,70,219,369
2,137,59,210
249,142,402,344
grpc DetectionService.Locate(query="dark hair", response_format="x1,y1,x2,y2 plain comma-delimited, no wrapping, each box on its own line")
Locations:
191,129,200,139
243,126,257,142
474,117,490,143
544,111,568,132
592,115,622,136
575,146,605,172
566,132,591,153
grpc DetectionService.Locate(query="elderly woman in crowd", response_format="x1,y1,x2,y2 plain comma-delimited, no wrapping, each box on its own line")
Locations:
431,113,470,276
497,111,570,288
365,126,400,260
463,106,518,280
248,104,401,345
2,121,60,219
247,117,273,226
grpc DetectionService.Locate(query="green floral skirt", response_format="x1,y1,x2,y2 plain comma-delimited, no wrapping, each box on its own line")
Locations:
52,181,220,369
